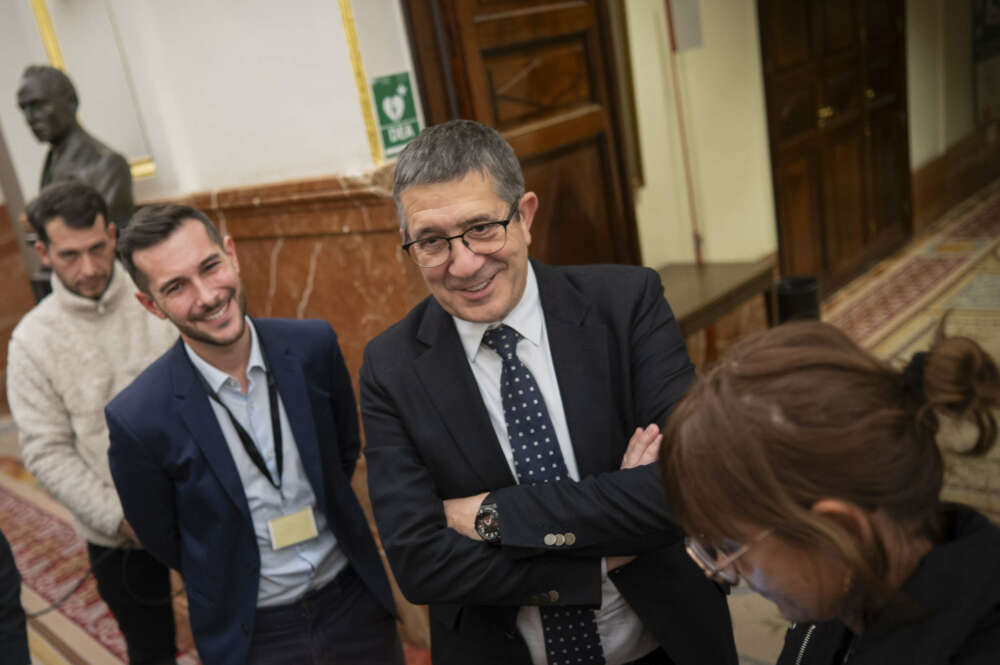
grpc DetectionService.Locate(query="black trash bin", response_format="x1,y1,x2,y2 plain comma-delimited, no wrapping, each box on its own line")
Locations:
776,276,820,323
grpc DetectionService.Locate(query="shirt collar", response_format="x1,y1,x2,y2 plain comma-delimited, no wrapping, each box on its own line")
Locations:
184,316,264,394
453,262,543,363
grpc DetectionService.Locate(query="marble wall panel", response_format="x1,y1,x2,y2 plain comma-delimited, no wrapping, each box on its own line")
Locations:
0,205,38,414
233,231,427,382
178,166,430,384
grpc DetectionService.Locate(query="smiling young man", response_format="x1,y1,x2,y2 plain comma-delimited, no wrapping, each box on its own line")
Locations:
6,182,178,665
106,205,402,665
361,120,737,665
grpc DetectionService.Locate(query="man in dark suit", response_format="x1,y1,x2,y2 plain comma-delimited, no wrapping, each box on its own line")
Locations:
106,205,403,665
361,120,737,665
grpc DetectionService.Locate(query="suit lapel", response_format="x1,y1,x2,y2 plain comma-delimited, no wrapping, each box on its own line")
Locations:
170,341,252,525
414,302,516,490
535,262,618,478
257,322,328,509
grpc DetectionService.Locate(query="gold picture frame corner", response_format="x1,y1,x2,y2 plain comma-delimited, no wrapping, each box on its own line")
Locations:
130,158,156,179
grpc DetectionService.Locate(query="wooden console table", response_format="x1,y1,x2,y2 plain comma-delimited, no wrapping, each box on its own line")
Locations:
656,257,777,337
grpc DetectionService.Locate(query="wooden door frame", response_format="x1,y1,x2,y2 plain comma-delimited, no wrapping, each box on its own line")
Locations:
399,0,645,266
756,0,913,291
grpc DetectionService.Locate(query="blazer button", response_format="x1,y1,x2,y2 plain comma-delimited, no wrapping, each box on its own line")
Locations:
504,631,516,641
564,532,576,545
544,533,557,546
241,623,249,635
548,590,559,602
554,533,566,546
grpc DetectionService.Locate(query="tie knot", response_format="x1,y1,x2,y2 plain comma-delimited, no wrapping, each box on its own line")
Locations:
481,324,521,354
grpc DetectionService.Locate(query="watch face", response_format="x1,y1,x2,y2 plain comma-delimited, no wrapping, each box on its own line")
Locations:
476,503,501,542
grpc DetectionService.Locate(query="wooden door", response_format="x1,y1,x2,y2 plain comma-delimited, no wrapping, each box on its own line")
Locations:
403,0,640,266
759,0,911,292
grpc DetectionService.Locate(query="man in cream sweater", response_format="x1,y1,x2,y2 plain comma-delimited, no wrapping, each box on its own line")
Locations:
6,182,177,664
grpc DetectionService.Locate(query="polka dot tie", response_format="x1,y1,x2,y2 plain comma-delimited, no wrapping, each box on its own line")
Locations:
482,325,605,665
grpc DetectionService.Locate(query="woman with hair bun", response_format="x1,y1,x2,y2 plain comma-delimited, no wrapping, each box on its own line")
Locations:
659,321,1000,664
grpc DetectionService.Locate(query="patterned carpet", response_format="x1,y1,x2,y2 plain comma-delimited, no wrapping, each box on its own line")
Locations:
0,456,200,665
824,178,1000,346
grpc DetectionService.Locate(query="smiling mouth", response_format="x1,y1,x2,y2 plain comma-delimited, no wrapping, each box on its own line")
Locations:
454,272,498,294
201,299,229,322
465,277,492,292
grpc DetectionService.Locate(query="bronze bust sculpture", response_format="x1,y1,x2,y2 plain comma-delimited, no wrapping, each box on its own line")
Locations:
17,65,134,229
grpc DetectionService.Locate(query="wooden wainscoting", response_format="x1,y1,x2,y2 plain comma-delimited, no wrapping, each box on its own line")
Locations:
911,122,1000,234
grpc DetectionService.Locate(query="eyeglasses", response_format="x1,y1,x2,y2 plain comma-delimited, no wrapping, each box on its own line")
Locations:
402,199,521,268
685,530,771,586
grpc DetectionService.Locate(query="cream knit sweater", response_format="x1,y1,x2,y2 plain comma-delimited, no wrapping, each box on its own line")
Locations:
7,261,177,547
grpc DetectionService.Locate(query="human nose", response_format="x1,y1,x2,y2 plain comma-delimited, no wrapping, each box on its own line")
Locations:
446,236,484,277
79,253,98,277
191,277,216,307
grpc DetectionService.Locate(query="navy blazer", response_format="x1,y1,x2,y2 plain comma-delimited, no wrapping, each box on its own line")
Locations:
361,262,737,665
107,318,395,665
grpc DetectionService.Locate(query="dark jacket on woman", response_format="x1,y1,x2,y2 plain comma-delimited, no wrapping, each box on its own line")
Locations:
777,504,1000,665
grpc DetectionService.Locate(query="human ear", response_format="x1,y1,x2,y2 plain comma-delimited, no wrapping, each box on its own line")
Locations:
34,240,51,267
517,192,538,247
223,235,240,274
135,291,167,320
811,499,875,547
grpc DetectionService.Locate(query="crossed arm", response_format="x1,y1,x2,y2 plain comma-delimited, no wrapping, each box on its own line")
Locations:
442,423,666,554
362,363,607,608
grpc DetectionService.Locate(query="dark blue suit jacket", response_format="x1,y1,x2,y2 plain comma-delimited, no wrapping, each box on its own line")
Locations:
362,262,737,665
106,318,395,665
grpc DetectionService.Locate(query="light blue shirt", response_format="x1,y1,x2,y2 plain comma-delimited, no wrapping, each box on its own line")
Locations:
185,318,346,607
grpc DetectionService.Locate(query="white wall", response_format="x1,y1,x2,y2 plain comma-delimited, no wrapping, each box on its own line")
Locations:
0,1,418,205
108,0,372,200
943,0,975,146
907,0,976,168
624,0,698,265
625,0,777,266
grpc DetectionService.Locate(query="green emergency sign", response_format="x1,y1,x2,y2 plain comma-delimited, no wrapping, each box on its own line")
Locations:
371,72,421,156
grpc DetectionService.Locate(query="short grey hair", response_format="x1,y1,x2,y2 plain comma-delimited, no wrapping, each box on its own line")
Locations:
392,119,524,235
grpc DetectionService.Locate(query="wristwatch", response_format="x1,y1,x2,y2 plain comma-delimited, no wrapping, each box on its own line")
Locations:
475,500,501,544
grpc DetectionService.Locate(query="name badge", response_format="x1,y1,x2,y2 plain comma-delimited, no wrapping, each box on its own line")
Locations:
267,506,319,550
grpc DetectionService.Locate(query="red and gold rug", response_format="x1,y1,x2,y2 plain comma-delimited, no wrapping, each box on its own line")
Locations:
824,178,1000,347
0,457,200,665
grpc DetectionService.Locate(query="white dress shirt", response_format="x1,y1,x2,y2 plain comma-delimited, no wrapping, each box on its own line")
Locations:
185,318,347,606
453,264,659,665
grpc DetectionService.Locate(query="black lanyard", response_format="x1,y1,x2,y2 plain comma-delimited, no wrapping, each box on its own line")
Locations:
202,369,284,490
